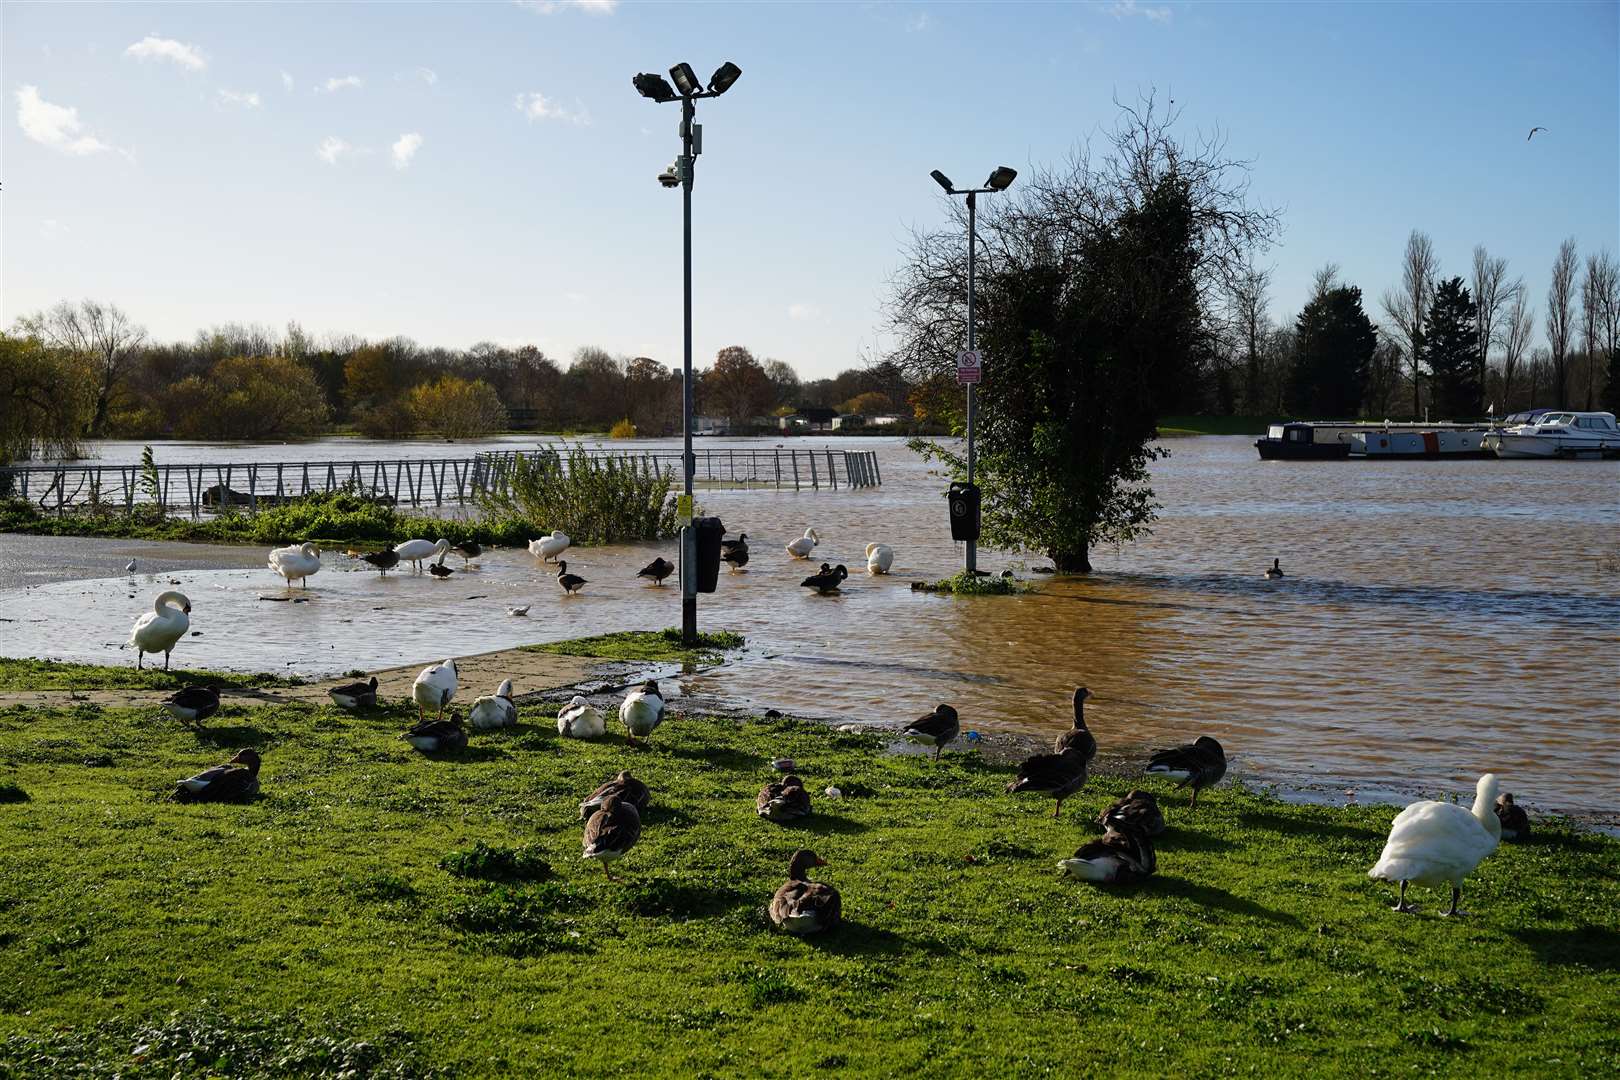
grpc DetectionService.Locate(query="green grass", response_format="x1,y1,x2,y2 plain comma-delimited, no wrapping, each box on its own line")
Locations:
1157,414,1279,437
916,571,1028,595
0,657,302,692
0,662,1617,1076
524,628,745,665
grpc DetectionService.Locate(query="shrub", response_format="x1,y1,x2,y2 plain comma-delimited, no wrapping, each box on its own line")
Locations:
406,376,506,439
609,418,638,439
477,444,677,544
439,842,553,883
355,400,417,439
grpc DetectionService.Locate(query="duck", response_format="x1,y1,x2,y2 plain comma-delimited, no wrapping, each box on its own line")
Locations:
556,560,587,595
327,675,378,710
801,564,848,595
507,605,530,617
785,528,820,559
1007,745,1089,818
579,769,650,818
865,542,894,574
722,542,750,572
411,658,458,721
161,685,220,728
452,540,482,565
428,560,456,578
769,849,842,934
530,530,571,563
1494,792,1531,841
720,532,749,557
581,793,641,879
637,556,675,585
168,748,261,803
557,696,606,739
1096,789,1166,837
1369,772,1502,916
394,538,450,572
267,541,321,588
901,703,960,760
468,678,518,729
1054,687,1097,762
619,680,665,742
1145,736,1227,809
361,548,400,575
1265,558,1284,579
1059,823,1157,884
400,711,468,753
757,774,813,822
128,591,191,671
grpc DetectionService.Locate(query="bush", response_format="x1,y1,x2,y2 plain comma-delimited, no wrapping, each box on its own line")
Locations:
355,400,418,439
609,418,637,439
477,444,677,544
406,376,506,439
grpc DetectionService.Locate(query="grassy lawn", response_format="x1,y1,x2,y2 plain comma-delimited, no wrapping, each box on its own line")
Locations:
1157,415,1278,437
524,628,745,666
0,657,302,692
0,661,1616,1077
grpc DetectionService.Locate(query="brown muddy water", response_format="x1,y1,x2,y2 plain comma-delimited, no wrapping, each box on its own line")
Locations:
2,435,1616,820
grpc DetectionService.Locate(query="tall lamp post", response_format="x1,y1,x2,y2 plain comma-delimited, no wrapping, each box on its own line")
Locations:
930,165,1016,574
634,60,742,646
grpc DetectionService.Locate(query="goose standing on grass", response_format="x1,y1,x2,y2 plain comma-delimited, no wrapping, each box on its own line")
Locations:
556,561,587,595
1059,823,1157,884
161,686,220,728
902,703,960,760
582,793,641,880
770,849,842,934
637,556,675,585
785,528,820,559
757,775,813,822
268,541,321,588
452,541,481,565
328,675,378,710
580,770,650,818
530,530,571,563
1097,790,1166,837
1494,793,1531,841
168,748,261,803
395,538,450,573
1265,558,1284,580
1054,687,1097,762
620,680,665,743
1007,744,1089,818
865,542,894,574
412,658,458,722
468,678,518,729
1369,773,1502,916
128,591,191,671
400,711,468,753
1145,736,1227,809
361,549,400,576
801,564,848,595
557,696,606,739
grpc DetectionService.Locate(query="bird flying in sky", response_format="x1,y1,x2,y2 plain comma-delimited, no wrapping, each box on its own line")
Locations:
1527,126,1547,140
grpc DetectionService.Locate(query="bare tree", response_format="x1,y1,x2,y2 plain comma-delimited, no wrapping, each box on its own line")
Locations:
13,300,147,437
1545,237,1578,409
1579,250,1617,411
1310,262,1340,300
1499,291,1535,410
1526,346,1550,407
1228,260,1272,413
1600,251,1620,413
1471,246,1519,408
1380,230,1436,416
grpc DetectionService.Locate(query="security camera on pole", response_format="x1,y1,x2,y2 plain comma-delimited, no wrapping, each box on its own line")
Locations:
931,165,1016,574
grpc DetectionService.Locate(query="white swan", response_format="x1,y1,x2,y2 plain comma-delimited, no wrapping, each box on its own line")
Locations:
267,541,321,588
394,538,450,572
529,531,571,562
785,528,820,559
1369,773,1502,916
619,680,665,742
129,591,191,670
865,542,894,574
468,678,517,730
412,658,458,721
557,696,606,739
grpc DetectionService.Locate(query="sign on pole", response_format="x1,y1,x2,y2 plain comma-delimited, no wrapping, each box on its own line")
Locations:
956,348,982,385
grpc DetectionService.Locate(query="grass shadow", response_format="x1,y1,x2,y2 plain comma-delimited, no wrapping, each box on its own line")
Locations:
195,725,273,749
1512,925,1620,972
661,745,767,771
1238,808,1384,843
777,814,871,836
1154,830,1239,853
800,920,907,957
1139,875,1303,927
416,745,510,764
640,805,697,827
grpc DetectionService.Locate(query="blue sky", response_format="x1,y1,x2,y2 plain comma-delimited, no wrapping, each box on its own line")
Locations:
3,1,1616,378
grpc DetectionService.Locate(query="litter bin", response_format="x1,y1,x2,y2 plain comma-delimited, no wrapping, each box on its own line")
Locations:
693,516,726,594
948,483,980,542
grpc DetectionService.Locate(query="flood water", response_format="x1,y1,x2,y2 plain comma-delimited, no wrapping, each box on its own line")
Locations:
3,435,1617,820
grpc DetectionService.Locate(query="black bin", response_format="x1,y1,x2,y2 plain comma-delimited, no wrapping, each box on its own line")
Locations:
948,483,981,542
693,516,726,594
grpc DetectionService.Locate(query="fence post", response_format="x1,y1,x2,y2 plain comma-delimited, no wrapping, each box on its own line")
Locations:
872,451,881,486
827,450,837,490
809,451,818,490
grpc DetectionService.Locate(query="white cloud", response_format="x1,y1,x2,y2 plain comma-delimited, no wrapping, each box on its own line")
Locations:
217,88,261,109
513,92,590,125
317,75,363,93
391,132,423,169
40,218,67,239
15,85,112,156
280,70,295,91
908,12,933,32
124,35,207,71
316,135,354,164
413,67,438,86
788,303,822,322
1106,0,1172,23
515,0,618,14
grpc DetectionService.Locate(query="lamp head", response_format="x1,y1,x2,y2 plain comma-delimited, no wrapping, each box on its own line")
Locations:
930,169,955,194
669,63,700,97
986,165,1018,191
632,73,678,103
658,162,681,188
707,61,742,96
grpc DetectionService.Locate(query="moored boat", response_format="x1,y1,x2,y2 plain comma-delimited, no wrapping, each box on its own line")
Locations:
1483,411,1620,459
1254,423,1353,460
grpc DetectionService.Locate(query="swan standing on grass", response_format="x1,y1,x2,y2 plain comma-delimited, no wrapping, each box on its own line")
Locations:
128,591,191,670
785,528,820,559
530,531,570,562
865,542,894,574
268,542,321,587
468,678,518,729
1369,773,1502,916
395,538,450,573
412,658,458,721
557,696,606,738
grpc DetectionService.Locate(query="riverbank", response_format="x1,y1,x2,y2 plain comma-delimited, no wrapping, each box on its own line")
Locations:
1,647,1616,1076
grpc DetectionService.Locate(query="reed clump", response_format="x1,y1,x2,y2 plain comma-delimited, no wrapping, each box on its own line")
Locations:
477,444,678,545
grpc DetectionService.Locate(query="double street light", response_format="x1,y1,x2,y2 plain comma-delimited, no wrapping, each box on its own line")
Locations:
634,60,742,646
930,164,1016,575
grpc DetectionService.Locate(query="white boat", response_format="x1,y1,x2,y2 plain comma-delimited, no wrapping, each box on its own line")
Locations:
1483,411,1620,459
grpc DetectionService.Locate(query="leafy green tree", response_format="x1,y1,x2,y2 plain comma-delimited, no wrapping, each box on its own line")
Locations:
167,355,330,439
406,376,507,438
1288,285,1376,417
1422,276,1481,418
702,346,774,425
0,333,96,462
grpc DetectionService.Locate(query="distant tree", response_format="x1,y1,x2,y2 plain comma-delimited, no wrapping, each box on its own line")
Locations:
1498,291,1535,410
1380,231,1437,417
1422,277,1481,418
406,376,507,439
1599,252,1620,414
839,390,893,415
1580,251,1615,411
344,344,400,409
762,359,802,408
0,333,97,461
1229,260,1272,413
13,300,147,436
1471,246,1520,407
563,347,625,428
1546,238,1578,409
1288,284,1376,417
624,356,677,435
168,355,330,439
355,400,416,439
703,346,775,424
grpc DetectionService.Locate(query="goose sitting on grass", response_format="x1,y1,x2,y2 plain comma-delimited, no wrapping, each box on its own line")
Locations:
557,696,606,739
757,775,813,823
1145,736,1227,809
1007,745,1089,819
468,678,518,730
328,675,378,710
168,748,261,803
865,542,894,574
619,680,665,743
582,793,641,880
400,711,468,753
1054,687,1097,762
637,556,675,585
267,542,321,588
1370,773,1502,916
580,770,650,819
394,538,450,573
1494,793,1531,841
128,591,191,671
1097,790,1166,837
1059,823,1157,884
785,528,820,559
161,686,220,728
901,704,960,760
412,658,458,722
770,849,841,935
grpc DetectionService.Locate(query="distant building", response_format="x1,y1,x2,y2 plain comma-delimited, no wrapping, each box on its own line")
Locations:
692,415,727,436
780,406,838,434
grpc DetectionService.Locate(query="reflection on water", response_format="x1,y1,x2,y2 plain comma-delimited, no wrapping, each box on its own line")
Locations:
3,435,1617,817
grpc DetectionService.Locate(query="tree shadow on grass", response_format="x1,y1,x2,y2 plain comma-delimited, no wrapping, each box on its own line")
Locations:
800,920,908,957
776,814,870,836
195,725,273,749
415,745,510,764
641,804,698,827
1154,829,1238,853
660,744,767,771
1512,925,1620,972
1138,875,1303,927
1238,808,1383,844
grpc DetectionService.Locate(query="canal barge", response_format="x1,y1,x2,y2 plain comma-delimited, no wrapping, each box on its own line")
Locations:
1255,421,1491,460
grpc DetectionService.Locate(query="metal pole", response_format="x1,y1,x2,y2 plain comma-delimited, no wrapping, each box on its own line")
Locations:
965,190,977,574
680,94,698,646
